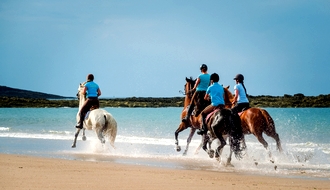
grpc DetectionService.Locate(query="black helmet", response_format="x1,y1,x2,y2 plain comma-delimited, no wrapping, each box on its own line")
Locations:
200,64,208,71
234,74,244,81
210,73,219,82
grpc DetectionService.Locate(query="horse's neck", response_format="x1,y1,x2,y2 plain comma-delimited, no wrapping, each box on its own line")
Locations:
184,94,191,107
184,84,192,107
224,89,234,106
78,93,85,111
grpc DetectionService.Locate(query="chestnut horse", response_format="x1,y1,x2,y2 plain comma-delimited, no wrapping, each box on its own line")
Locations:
175,77,206,155
223,86,283,154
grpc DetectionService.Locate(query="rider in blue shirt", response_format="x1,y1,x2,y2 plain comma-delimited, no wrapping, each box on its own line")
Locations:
198,73,225,135
76,74,101,129
182,64,210,123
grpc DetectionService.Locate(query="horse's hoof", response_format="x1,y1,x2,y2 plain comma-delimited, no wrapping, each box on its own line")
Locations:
176,146,181,152
209,150,215,158
183,151,188,156
71,145,76,148
225,163,234,167
82,136,86,141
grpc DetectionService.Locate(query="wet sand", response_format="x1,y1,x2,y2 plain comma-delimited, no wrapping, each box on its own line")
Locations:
1,153,329,190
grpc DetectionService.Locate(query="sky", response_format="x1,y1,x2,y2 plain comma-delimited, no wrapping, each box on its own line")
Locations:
1,0,330,98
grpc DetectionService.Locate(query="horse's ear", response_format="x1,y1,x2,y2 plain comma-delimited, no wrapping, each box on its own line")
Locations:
225,85,230,89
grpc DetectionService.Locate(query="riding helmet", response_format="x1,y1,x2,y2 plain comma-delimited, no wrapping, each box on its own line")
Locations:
200,64,208,71
234,74,244,81
210,73,219,82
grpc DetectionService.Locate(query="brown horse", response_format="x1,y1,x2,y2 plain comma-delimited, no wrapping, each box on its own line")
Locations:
223,86,283,153
175,77,206,155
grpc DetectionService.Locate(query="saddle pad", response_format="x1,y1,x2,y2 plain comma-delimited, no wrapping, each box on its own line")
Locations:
206,109,220,122
84,111,91,120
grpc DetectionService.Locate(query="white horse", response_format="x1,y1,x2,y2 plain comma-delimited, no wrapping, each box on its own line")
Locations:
71,82,117,148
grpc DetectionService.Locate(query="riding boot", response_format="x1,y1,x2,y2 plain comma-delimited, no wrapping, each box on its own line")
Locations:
197,115,207,135
182,105,193,122
75,114,84,129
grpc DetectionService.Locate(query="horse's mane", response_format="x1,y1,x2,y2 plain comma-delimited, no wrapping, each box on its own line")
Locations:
223,85,234,106
186,76,195,82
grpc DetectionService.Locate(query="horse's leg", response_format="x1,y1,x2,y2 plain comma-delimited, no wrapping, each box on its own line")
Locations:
183,128,196,156
207,135,216,158
260,109,283,152
195,137,203,155
214,136,226,162
255,132,268,150
82,128,86,141
273,132,282,152
201,133,215,158
255,132,274,159
95,124,105,144
222,135,234,167
72,128,81,148
175,122,188,152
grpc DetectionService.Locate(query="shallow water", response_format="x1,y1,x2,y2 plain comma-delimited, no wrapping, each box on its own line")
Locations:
0,107,329,180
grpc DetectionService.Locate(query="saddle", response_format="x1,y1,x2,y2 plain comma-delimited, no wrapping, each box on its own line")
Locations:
206,108,219,123
84,106,99,120
237,107,250,116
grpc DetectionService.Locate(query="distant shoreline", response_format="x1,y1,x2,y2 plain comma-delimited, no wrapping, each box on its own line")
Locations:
1,85,330,107
1,94,330,108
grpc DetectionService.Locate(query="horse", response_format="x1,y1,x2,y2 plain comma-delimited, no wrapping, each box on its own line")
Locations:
200,107,246,164
71,82,117,149
174,77,209,155
223,86,283,155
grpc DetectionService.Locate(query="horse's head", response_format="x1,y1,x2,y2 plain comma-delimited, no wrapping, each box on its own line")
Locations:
76,82,86,100
184,77,196,97
223,85,234,108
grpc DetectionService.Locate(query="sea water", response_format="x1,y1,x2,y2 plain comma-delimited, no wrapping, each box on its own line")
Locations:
0,107,329,179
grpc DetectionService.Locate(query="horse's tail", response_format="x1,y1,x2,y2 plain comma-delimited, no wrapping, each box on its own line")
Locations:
229,109,246,159
260,109,275,132
260,109,282,152
103,113,117,149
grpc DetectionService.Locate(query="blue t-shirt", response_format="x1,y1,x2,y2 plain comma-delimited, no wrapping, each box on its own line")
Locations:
206,82,225,106
234,83,249,103
84,81,99,98
196,73,210,91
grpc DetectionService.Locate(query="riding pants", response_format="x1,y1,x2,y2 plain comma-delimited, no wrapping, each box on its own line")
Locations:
77,97,99,128
232,102,250,114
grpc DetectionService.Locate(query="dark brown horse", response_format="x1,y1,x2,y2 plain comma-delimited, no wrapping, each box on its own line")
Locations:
201,107,246,163
223,86,283,153
175,77,206,155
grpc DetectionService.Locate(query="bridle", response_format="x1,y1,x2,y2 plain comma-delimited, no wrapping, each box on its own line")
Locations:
184,81,195,98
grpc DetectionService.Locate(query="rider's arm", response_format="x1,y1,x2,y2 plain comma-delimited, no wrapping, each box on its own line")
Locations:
83,86,87,96
204,93,210,101
192,77,200,91
232,89,238,104
97,88,101,97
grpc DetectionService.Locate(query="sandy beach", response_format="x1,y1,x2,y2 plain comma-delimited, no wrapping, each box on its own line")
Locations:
1,154,329,190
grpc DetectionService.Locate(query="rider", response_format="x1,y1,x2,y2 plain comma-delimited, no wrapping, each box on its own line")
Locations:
231,74,250,114
197,73,225,135
182,64,210,123
75,74,101,129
